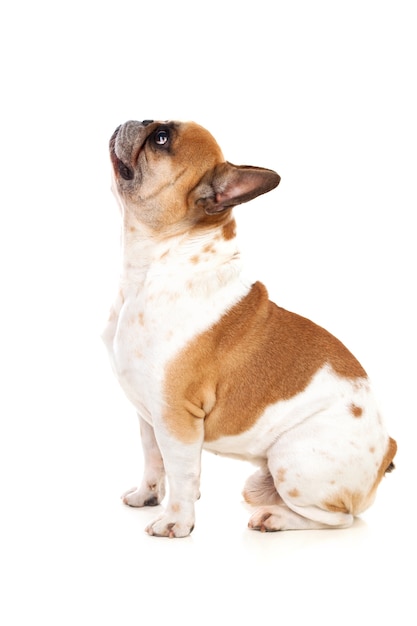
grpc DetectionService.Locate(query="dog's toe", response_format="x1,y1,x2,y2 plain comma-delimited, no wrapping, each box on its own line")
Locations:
145,513,195,538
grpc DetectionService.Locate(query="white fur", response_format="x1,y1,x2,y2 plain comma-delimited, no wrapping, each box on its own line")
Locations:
103,226,251,422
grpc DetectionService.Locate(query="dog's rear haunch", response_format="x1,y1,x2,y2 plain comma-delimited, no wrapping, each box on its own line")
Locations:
103,119,396,537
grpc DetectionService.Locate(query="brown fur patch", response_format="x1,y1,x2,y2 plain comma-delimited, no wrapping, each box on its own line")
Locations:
323,490,363,514
350,403,363,418
287,488,300,498
277,467,287,483
164,282,368,443
222,219,237,240
381,437,397,476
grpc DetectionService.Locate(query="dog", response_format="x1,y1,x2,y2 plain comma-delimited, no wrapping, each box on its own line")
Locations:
103,119,396,538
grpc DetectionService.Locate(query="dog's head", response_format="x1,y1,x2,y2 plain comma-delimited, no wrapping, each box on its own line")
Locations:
109,120,280,233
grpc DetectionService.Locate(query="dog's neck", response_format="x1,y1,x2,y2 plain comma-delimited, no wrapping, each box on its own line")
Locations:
119,217,243,293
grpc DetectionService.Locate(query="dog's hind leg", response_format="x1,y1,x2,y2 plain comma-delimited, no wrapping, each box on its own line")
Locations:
246,416,381,531
244,466,353,530
122,415,166,507
242,467,281,506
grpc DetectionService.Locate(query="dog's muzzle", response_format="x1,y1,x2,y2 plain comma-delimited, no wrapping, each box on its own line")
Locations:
110,120,155,179
110,119,154,146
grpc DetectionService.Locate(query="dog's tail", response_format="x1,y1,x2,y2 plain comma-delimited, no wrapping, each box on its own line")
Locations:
384,437,397,474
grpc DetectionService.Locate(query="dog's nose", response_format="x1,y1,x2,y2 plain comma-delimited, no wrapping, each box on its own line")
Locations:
142,120,154,126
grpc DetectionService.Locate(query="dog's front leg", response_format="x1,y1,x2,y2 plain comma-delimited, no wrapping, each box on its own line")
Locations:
145,423,203,538
122,415,166,507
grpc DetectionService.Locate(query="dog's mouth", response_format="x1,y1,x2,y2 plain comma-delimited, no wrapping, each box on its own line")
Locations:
110,120,156,182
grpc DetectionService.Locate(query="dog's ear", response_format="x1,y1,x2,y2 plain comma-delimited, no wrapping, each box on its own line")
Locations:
194,162,280,215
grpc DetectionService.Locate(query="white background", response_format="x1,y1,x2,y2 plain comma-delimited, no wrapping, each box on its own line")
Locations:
1,1,415,624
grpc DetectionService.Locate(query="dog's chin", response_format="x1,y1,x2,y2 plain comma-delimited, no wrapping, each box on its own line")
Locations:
109,124,141,182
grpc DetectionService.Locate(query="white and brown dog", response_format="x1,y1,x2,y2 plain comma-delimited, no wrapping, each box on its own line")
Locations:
103,119,396,538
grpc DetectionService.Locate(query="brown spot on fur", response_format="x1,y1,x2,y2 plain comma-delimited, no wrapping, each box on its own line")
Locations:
203,243,216,254
287,488,300,498
350,404,363,418
190,255,200,264
138,312,144,326
277,467,287,483
369,446,375,454
164,282,368,442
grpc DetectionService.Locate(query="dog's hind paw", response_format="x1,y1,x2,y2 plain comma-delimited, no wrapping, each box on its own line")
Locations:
248,504,316,531
248,507,284,532
248,504,353,531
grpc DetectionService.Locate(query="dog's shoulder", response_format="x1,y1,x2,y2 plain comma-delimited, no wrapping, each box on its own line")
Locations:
163,281,368,442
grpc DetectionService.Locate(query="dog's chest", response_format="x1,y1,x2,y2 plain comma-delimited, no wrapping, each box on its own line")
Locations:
103,268,250,422
103,284,182,418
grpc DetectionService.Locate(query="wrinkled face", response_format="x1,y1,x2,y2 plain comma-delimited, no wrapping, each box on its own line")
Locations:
109,120,226,231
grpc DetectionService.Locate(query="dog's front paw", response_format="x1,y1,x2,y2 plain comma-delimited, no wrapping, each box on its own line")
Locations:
122,481,166,507
145,509,195,538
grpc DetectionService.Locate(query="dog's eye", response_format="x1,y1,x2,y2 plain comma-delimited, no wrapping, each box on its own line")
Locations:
118,161,134,180
154,129,169,146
